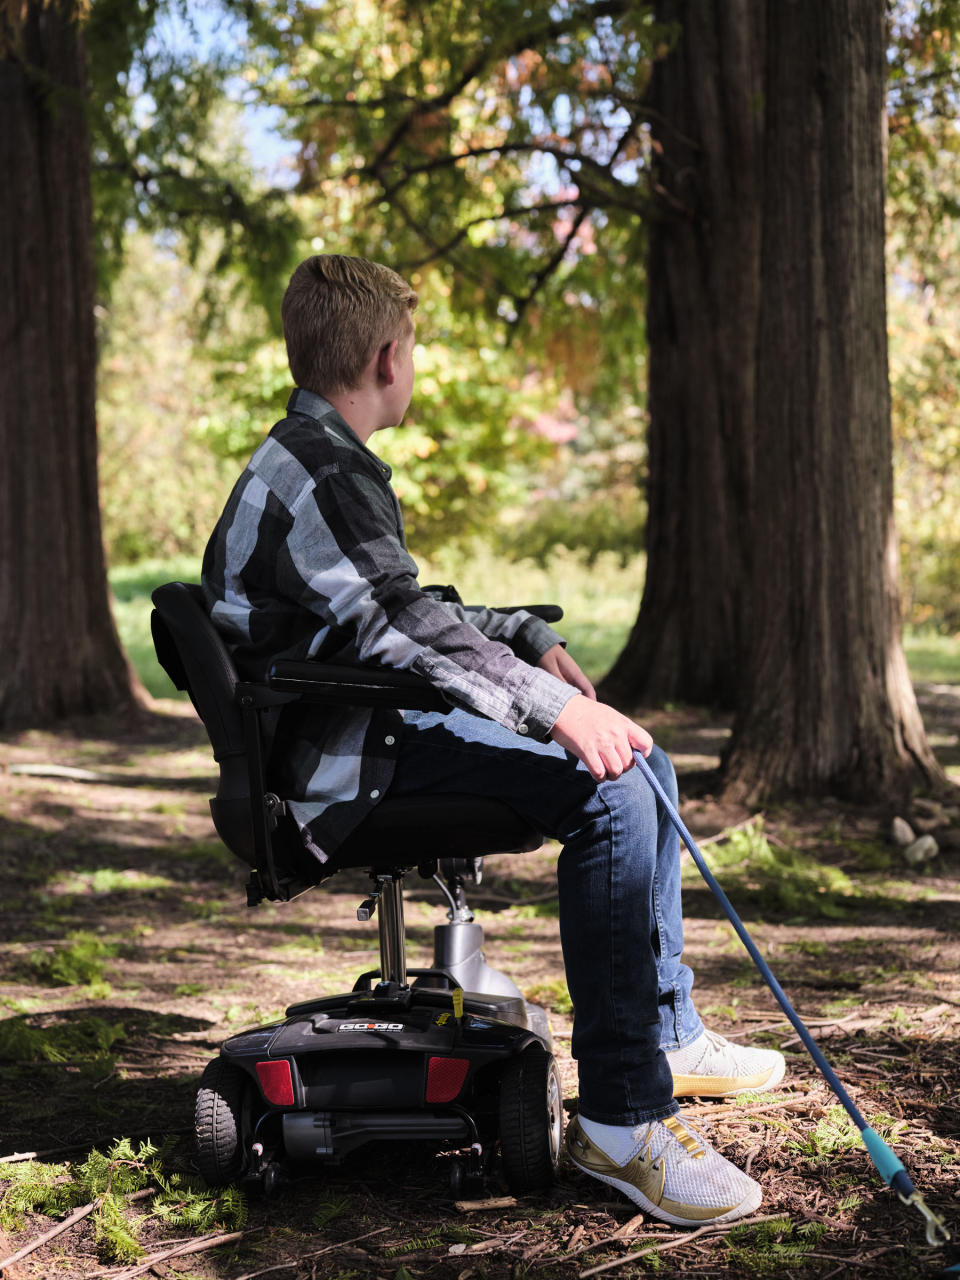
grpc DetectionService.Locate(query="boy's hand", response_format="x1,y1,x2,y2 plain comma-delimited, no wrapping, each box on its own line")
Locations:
549,696,653,782
538,643,596,699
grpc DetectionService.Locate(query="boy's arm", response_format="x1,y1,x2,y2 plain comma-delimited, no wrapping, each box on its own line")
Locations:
280,469,579,741
424,594,567,667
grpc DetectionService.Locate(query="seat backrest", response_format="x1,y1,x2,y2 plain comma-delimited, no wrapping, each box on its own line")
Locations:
151,582,245,762
151,581,266,868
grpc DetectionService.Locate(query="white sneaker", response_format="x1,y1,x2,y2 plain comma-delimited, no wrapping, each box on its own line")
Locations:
567,1112,762,1226
666,1029,786,1097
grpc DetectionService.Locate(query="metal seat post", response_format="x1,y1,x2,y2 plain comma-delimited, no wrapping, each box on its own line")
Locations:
377,874,406,987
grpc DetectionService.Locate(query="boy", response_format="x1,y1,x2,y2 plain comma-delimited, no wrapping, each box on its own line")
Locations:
202,254,784,1226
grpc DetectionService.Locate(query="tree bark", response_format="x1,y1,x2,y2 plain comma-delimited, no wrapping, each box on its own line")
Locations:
600,0,765,709
0,2,139,727
605,0,942,801
722,0,941,801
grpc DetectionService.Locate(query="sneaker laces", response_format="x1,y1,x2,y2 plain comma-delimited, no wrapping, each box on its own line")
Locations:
701,1027,733,1055
640,1114,707,1171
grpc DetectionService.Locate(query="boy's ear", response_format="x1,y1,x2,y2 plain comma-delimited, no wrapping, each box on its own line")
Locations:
377,338,399,385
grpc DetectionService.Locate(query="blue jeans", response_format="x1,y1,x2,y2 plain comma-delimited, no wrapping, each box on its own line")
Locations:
388,709,704,1125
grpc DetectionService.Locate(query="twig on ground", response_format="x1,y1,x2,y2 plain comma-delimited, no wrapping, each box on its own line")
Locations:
684,1093,819,1123
0,1189,155,1274
0,1201,97,1273
455,1196,517,1211
229,1227,389,1280
725,1010,863,1040
96,1229,248,1279
577,1213,784,1277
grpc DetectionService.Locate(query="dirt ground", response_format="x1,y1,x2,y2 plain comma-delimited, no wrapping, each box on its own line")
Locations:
1,685,959,1279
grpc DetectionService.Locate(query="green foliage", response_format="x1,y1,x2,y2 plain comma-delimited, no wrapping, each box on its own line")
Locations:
86,0,300,308
724,1218,827,1276
384,1232,443,1256
312,1198,350,1230
886,5,960,631
0,1013,126,1069
152,1171,247,1232
0,1139,160,1261
495,490,647,568
786,1106,908,1169
97,236,252,566
110,555,202,697
0,1160,79,1227
523,979,573,1016
0,1138,242,1262
698,820,858,919
26,932,119,988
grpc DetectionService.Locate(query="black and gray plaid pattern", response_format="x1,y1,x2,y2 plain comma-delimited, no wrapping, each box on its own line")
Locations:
201,388,575,863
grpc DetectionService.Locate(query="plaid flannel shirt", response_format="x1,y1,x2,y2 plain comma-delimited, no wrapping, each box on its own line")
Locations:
201,388,578,864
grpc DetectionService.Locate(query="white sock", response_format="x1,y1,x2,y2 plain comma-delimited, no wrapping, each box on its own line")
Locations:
577,1114,645,1166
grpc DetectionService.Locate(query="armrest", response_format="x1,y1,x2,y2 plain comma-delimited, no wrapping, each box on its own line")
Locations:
267,603,562,709
471,604,563,624
267,661,449,711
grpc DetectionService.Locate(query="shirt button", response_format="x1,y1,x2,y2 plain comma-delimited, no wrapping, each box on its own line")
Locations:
384,735,396,746
370,789,381,799
517,723,529,735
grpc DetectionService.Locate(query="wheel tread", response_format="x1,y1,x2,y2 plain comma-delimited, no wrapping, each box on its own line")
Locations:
499,1045,562,1192
195,1058,249,1186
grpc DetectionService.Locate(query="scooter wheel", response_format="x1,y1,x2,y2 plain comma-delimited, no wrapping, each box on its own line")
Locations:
195,1058,253,1186
498,1044,563,1192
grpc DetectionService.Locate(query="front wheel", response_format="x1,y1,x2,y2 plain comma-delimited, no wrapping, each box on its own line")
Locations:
498,1045,563,1192
195,1058,254,1186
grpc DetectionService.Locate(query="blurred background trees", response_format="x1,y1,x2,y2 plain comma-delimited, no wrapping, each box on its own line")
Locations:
2,0,959,803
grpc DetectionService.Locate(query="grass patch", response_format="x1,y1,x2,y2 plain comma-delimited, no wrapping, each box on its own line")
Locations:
110,555,202,699
686,818,860,919
723,1217,827,1276
903,628,960,684
523,979,573,1015
786,1105,907,1167
24,932,120,988
0,1012,126,1069
49,869,176,896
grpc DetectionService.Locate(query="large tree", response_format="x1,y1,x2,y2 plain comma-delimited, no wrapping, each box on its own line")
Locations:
255,0,947,801
0,0,136,725
0,0,298,728
606,0,942,801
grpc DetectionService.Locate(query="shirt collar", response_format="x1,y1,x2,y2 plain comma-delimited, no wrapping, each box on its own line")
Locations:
286,387,392,480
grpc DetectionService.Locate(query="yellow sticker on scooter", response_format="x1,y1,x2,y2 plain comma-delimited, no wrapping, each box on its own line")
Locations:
452,988,464,1019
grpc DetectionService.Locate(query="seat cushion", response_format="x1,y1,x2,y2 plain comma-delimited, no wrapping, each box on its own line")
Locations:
328,793,543,872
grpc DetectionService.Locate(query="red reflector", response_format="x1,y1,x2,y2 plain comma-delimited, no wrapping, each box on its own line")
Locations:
426,1056,470,1103
255,1059,294,1106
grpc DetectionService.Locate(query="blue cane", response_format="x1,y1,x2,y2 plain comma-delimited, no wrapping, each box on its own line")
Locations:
634,750,951,1248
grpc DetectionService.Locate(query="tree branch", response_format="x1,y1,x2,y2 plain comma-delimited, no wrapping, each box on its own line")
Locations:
510,205,590,331
395,199,580,270
365,0,634,176
370,139,642,208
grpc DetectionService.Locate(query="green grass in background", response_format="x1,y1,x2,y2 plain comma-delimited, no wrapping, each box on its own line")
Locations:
111,556,201,698
110,548,960,699
902,631,960,684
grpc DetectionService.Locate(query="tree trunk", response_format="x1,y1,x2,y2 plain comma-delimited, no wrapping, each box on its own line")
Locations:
600,0,765,709
0,2,139,727
722,0,941,801
605,0,942,801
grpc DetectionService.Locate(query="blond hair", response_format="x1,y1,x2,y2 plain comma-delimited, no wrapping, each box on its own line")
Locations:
281,255,418,395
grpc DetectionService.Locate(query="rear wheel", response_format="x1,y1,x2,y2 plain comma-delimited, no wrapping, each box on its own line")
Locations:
498,1045,563,1192
195,1058,253,1186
